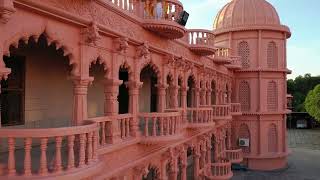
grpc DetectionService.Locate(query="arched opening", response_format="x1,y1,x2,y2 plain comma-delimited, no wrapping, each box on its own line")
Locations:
142,166,159,180
225,84,229,104
166,74,174,109
139,64,158,112
187,76,196,108
211,80,216,105
211,135,215,163
118,67,129,114
88,62,105,118
178,77,183,108
200,81,205,105
186,147,194,180
1,34,73,127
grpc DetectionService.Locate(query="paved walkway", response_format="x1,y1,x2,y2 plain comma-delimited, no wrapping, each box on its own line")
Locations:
232,129,320,180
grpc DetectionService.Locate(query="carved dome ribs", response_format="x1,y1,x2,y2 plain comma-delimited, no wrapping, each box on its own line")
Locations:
213,0,291,37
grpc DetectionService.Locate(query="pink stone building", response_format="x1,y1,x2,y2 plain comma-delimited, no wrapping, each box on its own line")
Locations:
0,0,291,179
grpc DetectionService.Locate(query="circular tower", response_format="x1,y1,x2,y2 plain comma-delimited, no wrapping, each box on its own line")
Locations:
213,0,291,170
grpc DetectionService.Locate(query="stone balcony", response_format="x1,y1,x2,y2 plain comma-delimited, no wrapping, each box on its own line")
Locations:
204,159,233,180
183,29,216,56
225,149,243,164
225,56,242,70
213,48,232,65
0,120,100,178
138,111,184,144
142,0,187,39
230,103,242,116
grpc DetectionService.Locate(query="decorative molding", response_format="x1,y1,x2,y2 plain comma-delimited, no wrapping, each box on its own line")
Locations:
0,0,16,24
81,21,101,45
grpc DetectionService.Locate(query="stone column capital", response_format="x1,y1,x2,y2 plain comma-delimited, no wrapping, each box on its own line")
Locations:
125,80,143,90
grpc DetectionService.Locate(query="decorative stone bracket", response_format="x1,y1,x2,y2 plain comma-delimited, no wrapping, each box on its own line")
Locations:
0,0,15,24
81,21,101,45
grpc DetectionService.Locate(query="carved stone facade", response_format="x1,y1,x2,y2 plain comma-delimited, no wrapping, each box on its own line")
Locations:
0,0,289,179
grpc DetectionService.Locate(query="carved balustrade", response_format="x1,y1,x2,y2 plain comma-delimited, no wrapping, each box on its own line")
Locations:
213,48,232,64
187,107,215,127
0,121,98,177
230,103,242,116
138,111,183,142
184,29,215,56
206,159,233,180
225,149,243,164
141,0,186,39
90,114,134,146
212,105,231,120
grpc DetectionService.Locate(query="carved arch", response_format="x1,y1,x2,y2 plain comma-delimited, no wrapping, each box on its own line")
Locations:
2,27,79,75
119,60,134,81
139,61,161,83
89,54,110,78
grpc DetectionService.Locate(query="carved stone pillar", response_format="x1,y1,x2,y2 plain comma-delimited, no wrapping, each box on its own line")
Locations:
200,147,206,169
169,159,178,180
171,85,179,109
104,78,122,116
228,90,232,103
194,88,200,107
71,76,93,125
200,89,206,106
126,80,143,137
156,83,167,112
194,150,201,180
206,90,212,106
181,154,187,180
104,79,122,144
206,142,211,164
180,87,188,123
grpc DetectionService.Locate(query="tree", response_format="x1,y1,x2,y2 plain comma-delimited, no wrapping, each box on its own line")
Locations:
304,84,320,122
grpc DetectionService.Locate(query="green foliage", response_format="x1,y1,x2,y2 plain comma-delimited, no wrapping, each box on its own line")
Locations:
287,74,320,112
304,84,320,122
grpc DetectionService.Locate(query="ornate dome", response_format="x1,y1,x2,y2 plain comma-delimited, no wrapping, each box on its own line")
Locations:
213,0,290,36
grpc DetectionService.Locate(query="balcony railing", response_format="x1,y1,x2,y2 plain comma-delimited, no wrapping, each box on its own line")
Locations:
206,159,233,180
187,107,215,127
213,48,232,64
225,149,243,164
212,105,231,119
91,114,135,146
138,111,183,142
141,0,186,39
0,121,98,177
183,29,215,56
230,103,241,115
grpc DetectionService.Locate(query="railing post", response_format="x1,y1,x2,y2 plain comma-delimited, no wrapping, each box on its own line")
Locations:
24,137,32,176
87,132,93,164
67,135,75,170
54,136,63,173
40,137,48,176
7,137,16,176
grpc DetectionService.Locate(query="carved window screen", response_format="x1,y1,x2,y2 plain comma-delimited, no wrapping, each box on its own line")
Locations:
239,81,250,112
268,124,278,153
267,42,278,68
238,41,250,69
267,81,278,111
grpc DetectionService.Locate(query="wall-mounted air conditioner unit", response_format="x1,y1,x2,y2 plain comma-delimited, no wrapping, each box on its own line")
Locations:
238,138,250,147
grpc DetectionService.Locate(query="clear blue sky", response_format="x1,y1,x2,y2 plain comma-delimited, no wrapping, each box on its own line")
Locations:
180,0,320,80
